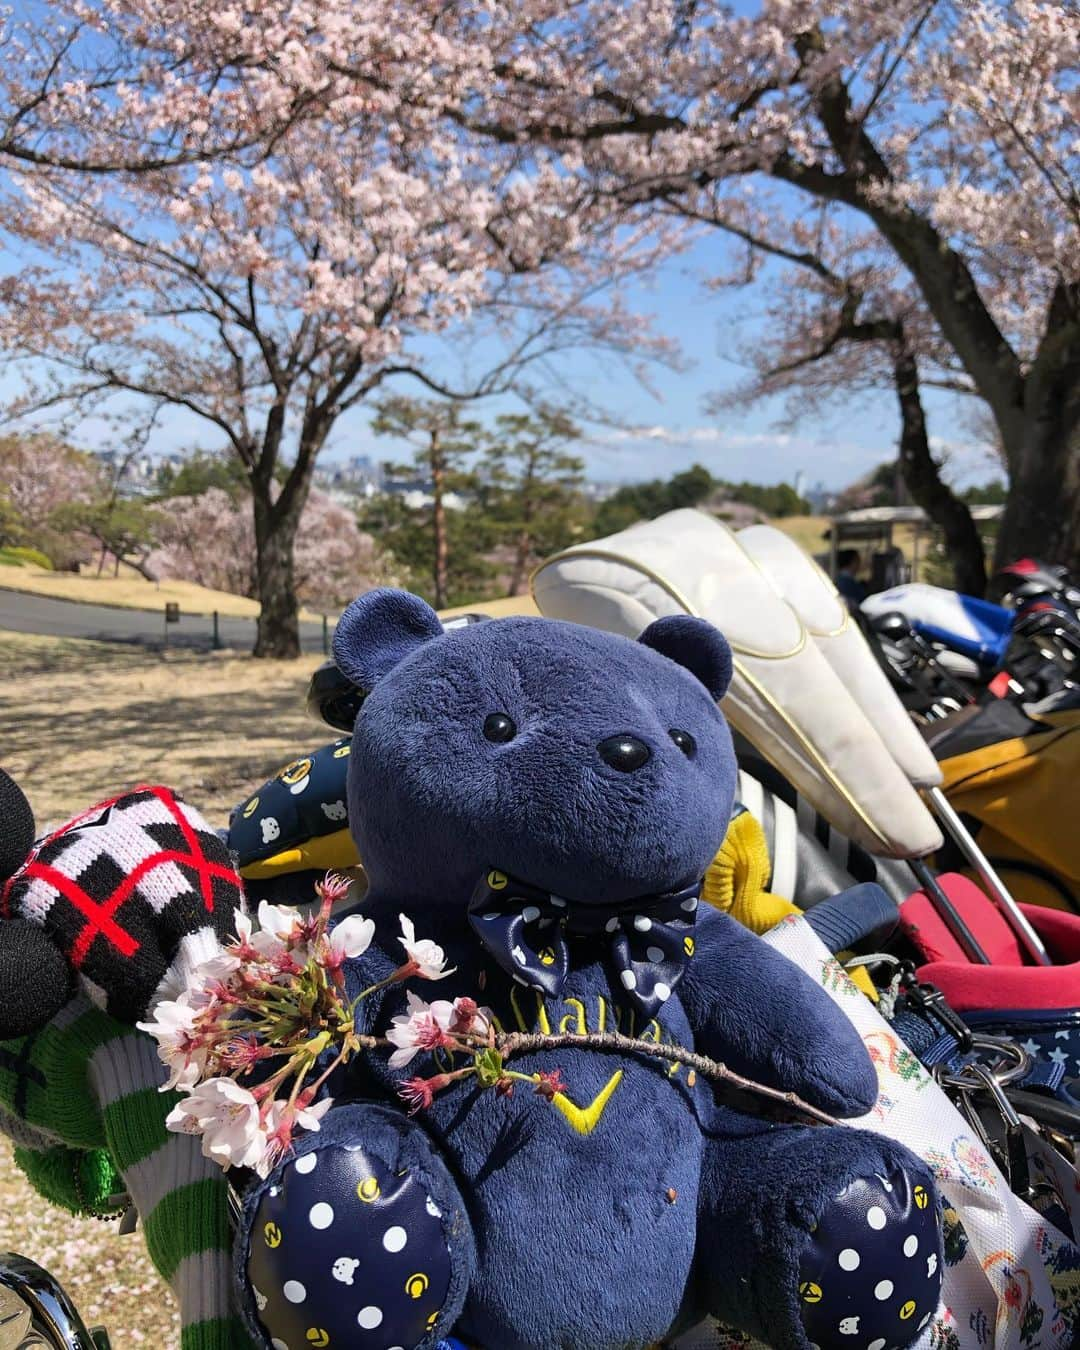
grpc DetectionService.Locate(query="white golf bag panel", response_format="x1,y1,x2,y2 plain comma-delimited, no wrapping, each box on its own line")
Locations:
531,509,943,860
861,583,1013,667
736,525,944,790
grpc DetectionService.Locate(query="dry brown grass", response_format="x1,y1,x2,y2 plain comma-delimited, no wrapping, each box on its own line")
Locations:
0,633,325,826
0,635,332,1346
771,514,832,557
0,1173,182,1347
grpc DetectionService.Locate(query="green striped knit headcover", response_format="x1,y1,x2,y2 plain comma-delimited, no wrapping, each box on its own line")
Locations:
0,998,252,1348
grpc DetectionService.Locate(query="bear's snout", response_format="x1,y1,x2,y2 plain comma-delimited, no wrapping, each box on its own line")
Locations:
596,733,652,772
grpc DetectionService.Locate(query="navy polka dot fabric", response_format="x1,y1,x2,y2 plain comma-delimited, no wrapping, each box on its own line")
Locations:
247,1140,454,1350
797,1165,943,1350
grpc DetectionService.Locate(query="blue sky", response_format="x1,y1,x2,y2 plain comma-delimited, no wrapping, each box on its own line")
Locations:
0,191,1001,499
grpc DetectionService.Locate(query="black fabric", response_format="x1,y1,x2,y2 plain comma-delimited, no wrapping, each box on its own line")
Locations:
238,1103,475,1350
0,920,72,1039
928,699,1050,761
0,769,35,883
0,771,72,1039
798,1167,943,1349
468,869,700,1018
228,738,353,868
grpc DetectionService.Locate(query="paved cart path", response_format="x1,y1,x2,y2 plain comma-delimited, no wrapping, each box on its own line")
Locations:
0,587,330,653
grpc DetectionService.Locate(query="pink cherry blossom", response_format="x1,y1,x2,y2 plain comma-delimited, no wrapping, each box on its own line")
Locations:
386,991,457,1069
257,1096,335,1178
0,4,674,654
138,992,209,1091
324,914,376,969
399,1076,441,1114
254,902,302,957
147,486,403,613
165,1078,265,1170
387,992,492,1067
397,914,456,981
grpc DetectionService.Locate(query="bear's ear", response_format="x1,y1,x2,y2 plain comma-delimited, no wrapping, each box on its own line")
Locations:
638,615,733,701
333,589,444,692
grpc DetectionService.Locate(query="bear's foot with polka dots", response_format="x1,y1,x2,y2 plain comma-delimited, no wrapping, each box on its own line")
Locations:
243,1105,469,1350
797,1165,943,1350
241,1101,944,1350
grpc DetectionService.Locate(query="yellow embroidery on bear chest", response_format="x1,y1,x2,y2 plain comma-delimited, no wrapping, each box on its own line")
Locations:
550,1069,625,1135
497,988,688,1131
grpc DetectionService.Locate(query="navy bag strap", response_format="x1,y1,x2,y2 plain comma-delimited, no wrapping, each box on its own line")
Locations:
801,883,898,954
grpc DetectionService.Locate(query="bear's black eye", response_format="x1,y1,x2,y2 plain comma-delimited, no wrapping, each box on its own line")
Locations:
669,728,696,758
483,713,517,743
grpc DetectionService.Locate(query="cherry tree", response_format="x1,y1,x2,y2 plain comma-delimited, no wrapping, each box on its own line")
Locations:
0,3,675,656
335,0,1074,572
9,1,1070,587
0,433,104,567
698,209,993,593
150,485,402,611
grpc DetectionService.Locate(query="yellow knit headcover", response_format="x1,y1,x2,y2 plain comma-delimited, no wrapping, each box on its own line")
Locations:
704,810,876,999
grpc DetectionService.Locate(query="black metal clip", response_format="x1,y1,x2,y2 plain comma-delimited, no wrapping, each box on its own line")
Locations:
900,977,975,1053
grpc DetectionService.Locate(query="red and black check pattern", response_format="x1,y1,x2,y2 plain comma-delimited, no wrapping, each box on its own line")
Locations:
2,786,245,1023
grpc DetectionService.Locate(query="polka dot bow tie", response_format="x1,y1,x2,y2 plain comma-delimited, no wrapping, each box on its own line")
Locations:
467,869,700,1017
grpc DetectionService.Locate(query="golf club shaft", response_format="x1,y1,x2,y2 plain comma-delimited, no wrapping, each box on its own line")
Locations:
908,856,991,965
926,785,1051,966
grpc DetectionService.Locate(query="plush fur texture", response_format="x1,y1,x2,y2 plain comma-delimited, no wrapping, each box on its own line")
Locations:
335,605,740,905
237,588,934,1350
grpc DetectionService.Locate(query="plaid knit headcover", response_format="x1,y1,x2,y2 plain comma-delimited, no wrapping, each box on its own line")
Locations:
2,785,246,1024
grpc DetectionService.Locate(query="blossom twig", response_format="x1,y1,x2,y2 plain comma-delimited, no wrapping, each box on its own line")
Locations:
491,1031,841,1126
142,876,454,1175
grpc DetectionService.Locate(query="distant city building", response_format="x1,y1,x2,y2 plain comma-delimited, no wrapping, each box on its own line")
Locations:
91,448,185,494
804,481,834,513
314,453,384,498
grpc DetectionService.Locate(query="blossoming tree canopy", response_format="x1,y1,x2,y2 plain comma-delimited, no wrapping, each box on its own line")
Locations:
0,2,666,658
501,0,1078,570
201,0,1070,571
3,0,1075,602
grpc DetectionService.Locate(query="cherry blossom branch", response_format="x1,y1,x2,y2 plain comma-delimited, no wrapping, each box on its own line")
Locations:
491,1031,841,1127
352,1027,840,1127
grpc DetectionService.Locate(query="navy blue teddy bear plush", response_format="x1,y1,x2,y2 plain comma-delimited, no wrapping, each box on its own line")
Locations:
238,589,943,1350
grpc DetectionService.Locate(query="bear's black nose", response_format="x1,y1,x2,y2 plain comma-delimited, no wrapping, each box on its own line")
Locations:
596,734,652,772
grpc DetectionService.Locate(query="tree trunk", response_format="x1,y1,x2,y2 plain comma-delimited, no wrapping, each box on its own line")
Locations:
995,291,1080,576
892,348,988,597
507,529,531,596
996,414,1080,576
252,479,302,659
507,454,537,597
431,436,448,609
